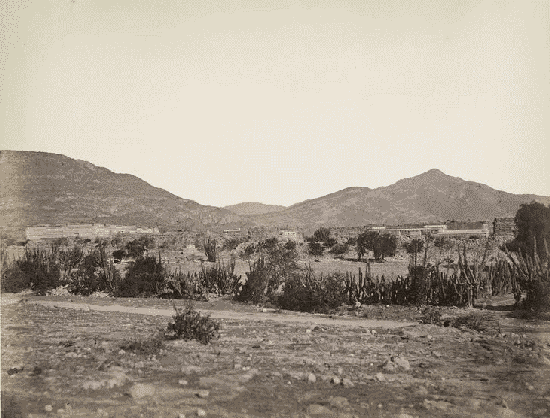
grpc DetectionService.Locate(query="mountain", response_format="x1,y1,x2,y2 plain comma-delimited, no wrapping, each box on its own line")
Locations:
0,151,246,240
249,169,550,228
224,202,286,216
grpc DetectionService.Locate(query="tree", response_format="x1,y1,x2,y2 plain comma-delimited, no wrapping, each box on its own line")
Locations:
511,202,550,259
313,227,331,244
404,238,424,266
356,231,379,261
373,233,397,261
308,242,324,257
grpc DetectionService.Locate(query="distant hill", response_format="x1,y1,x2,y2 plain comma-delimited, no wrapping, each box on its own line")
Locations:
224,202,286,216
0,151,247,240
2,152,549,240
248,169,550,228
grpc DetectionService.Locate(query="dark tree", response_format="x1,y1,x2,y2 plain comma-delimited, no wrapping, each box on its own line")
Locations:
313,227,331,244
511,202,550,259
308,242,324,256
373,233,397,261
356,231,379,261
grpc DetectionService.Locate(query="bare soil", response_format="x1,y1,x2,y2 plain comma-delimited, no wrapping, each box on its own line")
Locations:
2,293,550,418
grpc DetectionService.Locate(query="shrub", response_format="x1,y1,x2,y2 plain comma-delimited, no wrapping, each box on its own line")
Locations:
16,248,61,295
199,259,241,296
1,266,31,293
450,312,501,334
420,306,442,325
278,269,348,313
235,256,271,304
115,255,165,297
308,242,324,256
166,301,220,344
330,243,349,255
120,334,164,356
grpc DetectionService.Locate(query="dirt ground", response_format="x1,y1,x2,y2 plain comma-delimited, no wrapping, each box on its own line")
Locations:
2,293,550,418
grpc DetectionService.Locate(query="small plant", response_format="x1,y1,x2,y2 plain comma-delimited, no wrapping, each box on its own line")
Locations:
120,334,164,356
420,306,442,325
166,301,220,344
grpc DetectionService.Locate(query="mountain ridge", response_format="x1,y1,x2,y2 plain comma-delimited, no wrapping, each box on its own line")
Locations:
2,151,549,239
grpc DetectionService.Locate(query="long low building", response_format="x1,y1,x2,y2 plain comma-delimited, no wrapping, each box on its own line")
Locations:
26,224,160,241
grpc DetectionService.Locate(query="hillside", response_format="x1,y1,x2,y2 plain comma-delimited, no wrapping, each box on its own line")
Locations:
224,202,286,216
250,169,550,228
0,151,247,240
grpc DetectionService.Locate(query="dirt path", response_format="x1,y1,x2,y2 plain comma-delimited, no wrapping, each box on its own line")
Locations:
31,299,416,329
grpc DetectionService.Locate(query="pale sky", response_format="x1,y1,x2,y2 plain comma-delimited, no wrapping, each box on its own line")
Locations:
2,0,549,207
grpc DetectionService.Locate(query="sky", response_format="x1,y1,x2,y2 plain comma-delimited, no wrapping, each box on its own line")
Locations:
2,0,549,208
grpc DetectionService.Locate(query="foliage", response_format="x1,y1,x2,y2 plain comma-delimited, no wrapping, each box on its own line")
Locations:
112,249,126,261
166,301,220,344
329,243,349,255
372,233,398,261
223,237,246,251
313,227,331,244
15,248,61,295
199,259,241,296
510,202,550,260
235,238,299,303
404,239,424,255
115,255,165,297
356,231,378,261
278,268,348,313
308,242,324,256
68,247,121,296
419,306,442,325
203,237,217,262
1,265,31,293
125,236,155,258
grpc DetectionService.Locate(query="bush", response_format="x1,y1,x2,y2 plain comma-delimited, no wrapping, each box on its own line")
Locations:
166,302,220,344
450,312,501,334
278,269,347,314
308,242,324,256
235,256,271,304
115,256,165,297
199,259,241,296
330,243,349,255
1,266,31,293
420,306,442,325
120,334,164,356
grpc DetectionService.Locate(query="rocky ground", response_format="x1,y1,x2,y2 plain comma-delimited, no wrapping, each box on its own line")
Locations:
2,294,550,418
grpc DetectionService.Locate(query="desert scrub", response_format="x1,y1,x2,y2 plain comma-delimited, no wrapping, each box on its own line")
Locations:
419,306,442,325
278,268,348,314
166,302,220,344
450,311,501,334
120,334,164,356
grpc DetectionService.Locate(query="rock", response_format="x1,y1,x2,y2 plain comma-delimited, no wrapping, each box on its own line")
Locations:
196,408,207,417
341,378,355,388
129,383,156,399
423,399,451,411
178,379,188,386
307,373,316,383
330,376,341,385
83,380,103,390
329,396,349,409
178,414,186,418
337,367,344,375
306,404,333,416
195,390,209,398
44,405,53,412
415,386,429,396
375,372,385,382
393,357,411,371
431,351,442,358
